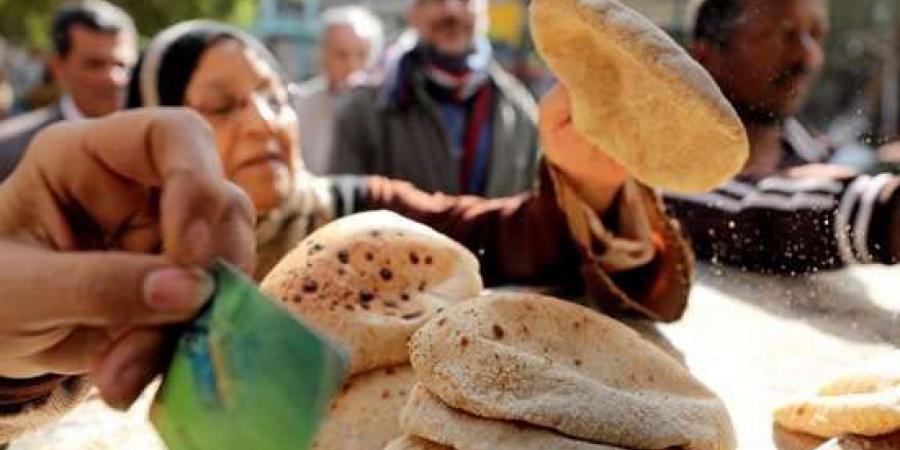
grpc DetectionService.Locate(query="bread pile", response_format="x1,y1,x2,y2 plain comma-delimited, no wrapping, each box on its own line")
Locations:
385,292,736,450
774,351,900,450
261,211,483,450
530,0,748,193
263,212,735,450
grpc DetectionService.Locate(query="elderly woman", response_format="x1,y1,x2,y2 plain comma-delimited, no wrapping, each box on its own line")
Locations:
0,20,690,444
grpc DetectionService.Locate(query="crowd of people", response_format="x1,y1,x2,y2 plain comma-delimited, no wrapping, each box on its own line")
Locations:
0,0,897,445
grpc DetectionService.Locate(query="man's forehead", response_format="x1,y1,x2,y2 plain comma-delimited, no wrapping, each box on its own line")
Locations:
68,24,135,52
737,0,828,20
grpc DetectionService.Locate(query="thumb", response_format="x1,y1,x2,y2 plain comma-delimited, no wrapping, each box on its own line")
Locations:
0,241,214,330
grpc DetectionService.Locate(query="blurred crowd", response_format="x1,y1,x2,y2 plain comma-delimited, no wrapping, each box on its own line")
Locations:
1,0,900,274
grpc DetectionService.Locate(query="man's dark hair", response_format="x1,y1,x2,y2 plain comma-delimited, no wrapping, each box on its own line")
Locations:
692,0,743,47
51,0,136,57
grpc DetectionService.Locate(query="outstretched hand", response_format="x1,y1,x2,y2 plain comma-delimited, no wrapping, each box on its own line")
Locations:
0,108,256,409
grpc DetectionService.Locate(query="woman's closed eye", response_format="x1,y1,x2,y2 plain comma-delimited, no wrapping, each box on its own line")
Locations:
197,98,238,117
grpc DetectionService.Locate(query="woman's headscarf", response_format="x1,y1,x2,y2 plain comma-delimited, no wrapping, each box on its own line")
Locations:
128,21,337,252
128,20,286,108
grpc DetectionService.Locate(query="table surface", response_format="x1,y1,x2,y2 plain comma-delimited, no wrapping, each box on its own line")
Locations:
10,264,899,450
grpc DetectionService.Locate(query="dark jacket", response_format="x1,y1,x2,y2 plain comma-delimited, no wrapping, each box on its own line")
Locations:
0,103,63,181
328,62,539,198
665,119,900,274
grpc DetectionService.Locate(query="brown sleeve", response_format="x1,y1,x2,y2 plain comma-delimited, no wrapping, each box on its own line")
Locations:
545,165,693,322
0,375,90,444
364,163,693,322
363,170,580,287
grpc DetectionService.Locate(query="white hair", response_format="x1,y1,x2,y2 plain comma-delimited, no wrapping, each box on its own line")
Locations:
321,6,385,68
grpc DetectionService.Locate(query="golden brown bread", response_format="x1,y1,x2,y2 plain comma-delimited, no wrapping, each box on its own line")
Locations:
261,211,482,375
312,365,416,450
383,436,454,450
409,293,736,450
400,384,629,450
530,0,748,192
775,352,900,439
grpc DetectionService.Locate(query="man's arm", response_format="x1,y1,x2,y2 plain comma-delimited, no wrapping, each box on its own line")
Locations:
665,173,900,274
359,164,692,322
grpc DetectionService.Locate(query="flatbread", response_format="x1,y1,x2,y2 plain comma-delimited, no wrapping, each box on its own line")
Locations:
409,293,735,450
261,211,483,375
775,352,900,438
530,0,748,193
383,436,453,450
400,384,629,450
312,365,416,450
816,352,900,397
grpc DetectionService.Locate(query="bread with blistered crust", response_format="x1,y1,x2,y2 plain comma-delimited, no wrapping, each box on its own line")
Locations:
401,384,630,450
312,365,416,450
383,436,453,450
409,293,736,450
261,211,483,375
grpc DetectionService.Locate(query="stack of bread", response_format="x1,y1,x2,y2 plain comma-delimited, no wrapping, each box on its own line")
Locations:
261,211,483,450
262,211,736,450
773,351,900,450
258,0,753,446
385,292,737,450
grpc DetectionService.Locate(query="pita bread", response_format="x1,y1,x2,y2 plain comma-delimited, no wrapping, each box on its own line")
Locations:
400,384,629,450
530,0,748,193
261,211,483,375
775,353,900,438
816,352,900,397
312,365,416,450
409,293,735,450
384,436,453,450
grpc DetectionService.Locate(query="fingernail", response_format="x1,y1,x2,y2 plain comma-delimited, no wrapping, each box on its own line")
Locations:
143,267,215,312
184,219,212,263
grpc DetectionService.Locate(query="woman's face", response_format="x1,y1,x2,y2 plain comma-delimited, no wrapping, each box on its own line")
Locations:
184,38,300,217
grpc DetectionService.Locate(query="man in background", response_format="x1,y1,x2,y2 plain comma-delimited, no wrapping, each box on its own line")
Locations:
665,0,900,273
328,0,539,198
0,0,137,180
294,5,384,175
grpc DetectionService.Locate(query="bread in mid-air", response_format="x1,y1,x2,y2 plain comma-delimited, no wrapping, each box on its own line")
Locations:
531,0,748,193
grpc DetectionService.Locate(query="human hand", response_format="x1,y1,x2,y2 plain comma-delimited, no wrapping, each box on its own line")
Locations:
539,85,629,213
0,108,256,409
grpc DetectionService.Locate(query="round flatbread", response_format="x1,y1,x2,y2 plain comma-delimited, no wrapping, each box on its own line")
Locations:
530,0,748,193
400,384,630,450
261,211,483,375
312,365,416,450
775,352,900,438
409,293,736,450
383,436,453,450
816,352,900,397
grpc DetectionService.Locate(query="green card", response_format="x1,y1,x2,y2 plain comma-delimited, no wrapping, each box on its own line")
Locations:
151,260,348,450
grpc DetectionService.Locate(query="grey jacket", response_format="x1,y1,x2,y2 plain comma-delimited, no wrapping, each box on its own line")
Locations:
0,104,63,181
328,63,539,198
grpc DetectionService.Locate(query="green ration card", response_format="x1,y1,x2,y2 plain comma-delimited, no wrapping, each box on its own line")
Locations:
151,260,348,450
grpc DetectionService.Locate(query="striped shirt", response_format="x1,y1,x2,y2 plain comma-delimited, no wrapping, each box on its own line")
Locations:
664,119,900,274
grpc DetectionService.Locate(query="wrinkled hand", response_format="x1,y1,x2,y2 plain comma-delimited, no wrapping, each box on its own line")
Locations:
539,85,629,213
0,109,256,409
